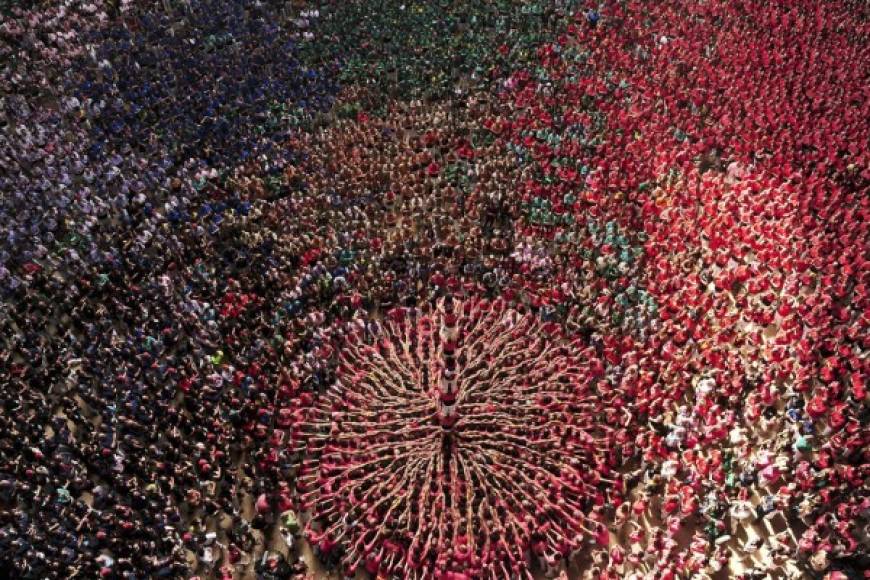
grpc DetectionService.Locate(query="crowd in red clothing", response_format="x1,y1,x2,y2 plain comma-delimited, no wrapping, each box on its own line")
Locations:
282,2,867,577
483,0,868,577
297,296,624,579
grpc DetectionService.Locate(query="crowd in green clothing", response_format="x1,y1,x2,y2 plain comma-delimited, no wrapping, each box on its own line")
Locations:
299,0,580,107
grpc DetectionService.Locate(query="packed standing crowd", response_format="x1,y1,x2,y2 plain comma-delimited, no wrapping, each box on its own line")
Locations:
0,0,867,579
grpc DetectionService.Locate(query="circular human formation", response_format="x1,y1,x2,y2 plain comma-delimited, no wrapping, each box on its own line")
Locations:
296,297,620,579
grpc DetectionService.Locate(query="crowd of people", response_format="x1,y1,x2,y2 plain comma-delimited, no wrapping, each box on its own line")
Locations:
297,296,625,579
0,0,867,579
